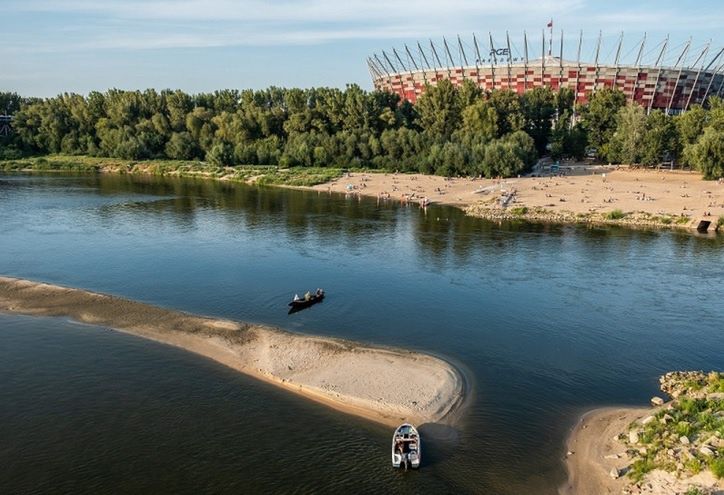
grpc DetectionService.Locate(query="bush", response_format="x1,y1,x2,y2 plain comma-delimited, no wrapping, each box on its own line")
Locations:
605,209,626,220
710,456,724,479
511,206,528,215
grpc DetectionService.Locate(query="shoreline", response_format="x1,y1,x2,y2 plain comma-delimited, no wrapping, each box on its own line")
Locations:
3,158,723,233
0,276,465,427
306,167,723,233
562,402,724,495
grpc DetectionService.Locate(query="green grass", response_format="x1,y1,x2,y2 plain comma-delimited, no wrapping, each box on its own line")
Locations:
710,456,724,479
0,155,344,187
676,215,691,225
628,454,656,482
626,374,723,481
605,209,626,220
510,206,528,215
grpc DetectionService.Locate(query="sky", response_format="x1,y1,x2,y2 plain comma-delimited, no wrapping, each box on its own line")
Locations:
2,0,723,97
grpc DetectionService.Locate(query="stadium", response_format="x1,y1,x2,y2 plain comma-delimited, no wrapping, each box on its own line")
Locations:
367,27,724,114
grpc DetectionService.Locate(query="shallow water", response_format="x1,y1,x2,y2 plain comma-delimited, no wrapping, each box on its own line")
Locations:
1,173,722,494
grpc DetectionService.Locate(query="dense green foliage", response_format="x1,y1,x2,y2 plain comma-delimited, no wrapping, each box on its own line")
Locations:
1,86,723,179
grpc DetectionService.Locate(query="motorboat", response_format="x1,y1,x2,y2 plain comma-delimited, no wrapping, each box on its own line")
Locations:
391,423,421,469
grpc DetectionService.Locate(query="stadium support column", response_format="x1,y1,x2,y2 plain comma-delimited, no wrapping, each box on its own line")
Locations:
523,31,529,91
405,44,423,91
613,32,624,91
489,33,497,90
506,31,513,90
393,48,413,99
559,30,564,89
574,30,583,107
684,44,711,111
631,34,647,104
418,41,435,84
648,35,669,115
593,31,602,92
373,54,393,91
430,40,447,79
541,29,546,85
716,67,724,97
666,39,691,115
443,37,457,79
457,35,470,82
473,33,483,87
701,49,724,104
382,50,404,97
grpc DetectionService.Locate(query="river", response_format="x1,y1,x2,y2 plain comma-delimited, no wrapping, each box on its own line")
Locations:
1,173,722,494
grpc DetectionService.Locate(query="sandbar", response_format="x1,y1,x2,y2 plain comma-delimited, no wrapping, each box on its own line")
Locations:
0,276,465,426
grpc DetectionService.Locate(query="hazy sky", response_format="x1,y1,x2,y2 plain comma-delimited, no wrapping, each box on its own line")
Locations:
3,0,723,96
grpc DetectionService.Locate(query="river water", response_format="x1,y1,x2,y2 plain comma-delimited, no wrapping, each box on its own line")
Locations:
1,173,722,494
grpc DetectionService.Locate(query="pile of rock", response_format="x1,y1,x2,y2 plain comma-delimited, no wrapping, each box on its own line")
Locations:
658,371,724,399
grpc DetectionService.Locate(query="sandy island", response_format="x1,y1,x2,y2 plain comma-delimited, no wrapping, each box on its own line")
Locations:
0,276,465,427
308,165,724,231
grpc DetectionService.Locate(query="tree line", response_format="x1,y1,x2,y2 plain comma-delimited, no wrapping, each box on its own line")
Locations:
0,82,722,179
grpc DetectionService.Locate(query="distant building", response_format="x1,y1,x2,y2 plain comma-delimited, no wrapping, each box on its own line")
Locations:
367,30,724,114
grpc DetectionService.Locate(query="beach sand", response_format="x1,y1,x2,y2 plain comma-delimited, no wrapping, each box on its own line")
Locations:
0,276,465,427
309,166,724,230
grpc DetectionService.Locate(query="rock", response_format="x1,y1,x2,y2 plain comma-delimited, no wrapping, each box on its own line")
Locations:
705,435,721,448
641,415,655,425
604,454,620,460
680,436,690,445
650,396,664,406
629,430,640,444
699,446,715,457
661,414,674,424
567,451,574,456
610,467,621,479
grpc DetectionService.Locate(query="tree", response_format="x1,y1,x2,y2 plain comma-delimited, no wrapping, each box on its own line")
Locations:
608,105,647,164
580,88,627,160
415,80,461,140
683,127,724,179
641,110,677,166
521,87,556,154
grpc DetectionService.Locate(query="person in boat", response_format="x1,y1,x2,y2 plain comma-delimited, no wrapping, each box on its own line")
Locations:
293,294,301,302
315,288,323,297
304,291,311,301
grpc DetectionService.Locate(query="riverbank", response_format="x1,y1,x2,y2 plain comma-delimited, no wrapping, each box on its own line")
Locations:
309,166,724,232
0,155,343,187
561,372,724,495
0,276,465,427
3,155,723,231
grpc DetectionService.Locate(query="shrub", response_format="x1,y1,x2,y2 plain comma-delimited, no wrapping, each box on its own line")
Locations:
605,209,626,220
511,206,528,215
710,456,724,479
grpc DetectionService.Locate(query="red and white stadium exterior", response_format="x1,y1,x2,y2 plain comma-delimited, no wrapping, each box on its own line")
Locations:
368,31,724,114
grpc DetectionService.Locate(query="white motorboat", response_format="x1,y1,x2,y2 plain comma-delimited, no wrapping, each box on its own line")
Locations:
391,423,421,469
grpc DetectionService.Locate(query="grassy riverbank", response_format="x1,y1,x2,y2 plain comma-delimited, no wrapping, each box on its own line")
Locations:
0,155,344,187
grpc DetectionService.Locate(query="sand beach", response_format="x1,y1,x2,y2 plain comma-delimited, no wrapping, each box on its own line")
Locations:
0,276,465,427
309,166,724,231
